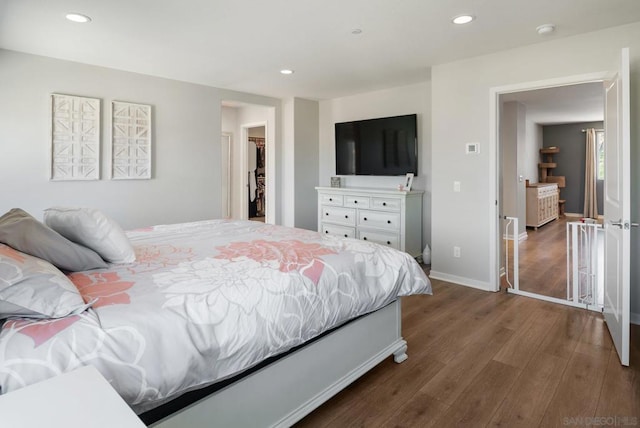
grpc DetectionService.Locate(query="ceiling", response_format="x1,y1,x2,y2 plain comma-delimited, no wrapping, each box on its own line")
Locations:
1,0,640,100
501,82,604,125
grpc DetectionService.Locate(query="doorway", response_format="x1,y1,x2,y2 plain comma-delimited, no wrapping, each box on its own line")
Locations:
491,49,632,366
246,126,266,222
498,82,605,310
499,81,604,310
220,101,275,223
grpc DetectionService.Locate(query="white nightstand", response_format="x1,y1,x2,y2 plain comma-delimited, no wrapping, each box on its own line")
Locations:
0,366,145,428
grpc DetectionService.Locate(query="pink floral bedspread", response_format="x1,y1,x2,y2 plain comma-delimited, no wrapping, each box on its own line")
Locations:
0,220,431,413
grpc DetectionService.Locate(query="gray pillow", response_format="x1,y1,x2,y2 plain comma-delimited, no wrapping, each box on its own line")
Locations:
0,208,107,272
0,244,93,319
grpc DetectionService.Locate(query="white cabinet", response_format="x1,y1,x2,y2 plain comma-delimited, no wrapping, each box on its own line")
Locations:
316,187,423,258
526,183,559,229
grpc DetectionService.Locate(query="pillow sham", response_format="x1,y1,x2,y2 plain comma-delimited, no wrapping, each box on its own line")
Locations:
44,207,136,264
0,244,93,319
0,208,107,272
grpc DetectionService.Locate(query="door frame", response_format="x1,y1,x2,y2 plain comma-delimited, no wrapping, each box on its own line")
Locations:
241,121,269,221
489,71,610,291
221,132,232,219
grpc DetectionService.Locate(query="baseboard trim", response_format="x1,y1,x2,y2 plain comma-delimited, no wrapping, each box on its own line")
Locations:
518,231,528,241
631,312,640,326
428,271,495,292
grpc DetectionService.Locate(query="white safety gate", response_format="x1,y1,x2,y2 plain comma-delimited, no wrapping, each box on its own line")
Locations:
504,216,603,312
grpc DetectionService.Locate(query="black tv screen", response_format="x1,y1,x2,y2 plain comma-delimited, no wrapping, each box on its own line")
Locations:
335,114,417,176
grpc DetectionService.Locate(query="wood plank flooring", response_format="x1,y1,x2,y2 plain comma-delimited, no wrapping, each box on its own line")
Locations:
295,278,640,428
514,217,571,299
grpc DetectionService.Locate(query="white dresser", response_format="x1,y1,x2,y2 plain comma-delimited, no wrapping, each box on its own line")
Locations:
525,183,559,229
316,187,423,258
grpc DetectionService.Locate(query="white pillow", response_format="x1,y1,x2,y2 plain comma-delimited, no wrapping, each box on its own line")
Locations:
44,207,136,264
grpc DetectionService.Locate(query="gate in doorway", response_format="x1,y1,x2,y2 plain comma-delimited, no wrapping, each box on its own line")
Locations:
503,216,603,312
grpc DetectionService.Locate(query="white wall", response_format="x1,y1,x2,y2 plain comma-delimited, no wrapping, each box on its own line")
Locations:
281,99,295,227
318,82,431,247
524,120,543,183
430,22,640,318
501,102,519,224
293,98,319,231
0,49,281,229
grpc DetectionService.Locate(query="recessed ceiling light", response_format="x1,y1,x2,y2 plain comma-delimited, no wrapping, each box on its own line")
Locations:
65,13,92,23
351,28,362,35
280,69,294,75
452,14,474,25
536,24,556,35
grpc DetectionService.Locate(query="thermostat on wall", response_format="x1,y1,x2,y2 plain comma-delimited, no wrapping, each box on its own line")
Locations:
466,143,480,154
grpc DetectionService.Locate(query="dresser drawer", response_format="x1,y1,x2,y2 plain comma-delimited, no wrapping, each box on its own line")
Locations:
344,195,370,208
320,194,344,206
358,210,400,230
321,224,356,239
358,230,399,249
322,206,356,226
536,185,557,198
370,197,401,211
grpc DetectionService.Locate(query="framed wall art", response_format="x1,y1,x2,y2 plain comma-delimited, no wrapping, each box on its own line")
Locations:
111,101,152,179
50,94,100,180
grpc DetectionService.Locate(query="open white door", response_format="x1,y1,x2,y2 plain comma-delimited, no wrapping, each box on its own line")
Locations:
603,47,631,366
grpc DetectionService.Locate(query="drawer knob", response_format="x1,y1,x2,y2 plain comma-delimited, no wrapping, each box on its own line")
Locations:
354,200,358,204
387,241,391,245
344,234,348,237
325,212,329,216
345,215,348,218
325,230,328,234
387,220,391,224
383,202,387,206
329,198,333,201
363,237,367,241
364,217,367,221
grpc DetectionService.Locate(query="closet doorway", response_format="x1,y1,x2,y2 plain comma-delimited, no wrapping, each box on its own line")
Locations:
220,101,274,223
246,126,266,222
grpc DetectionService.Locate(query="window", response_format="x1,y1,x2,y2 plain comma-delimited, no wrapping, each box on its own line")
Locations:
596,130,605,180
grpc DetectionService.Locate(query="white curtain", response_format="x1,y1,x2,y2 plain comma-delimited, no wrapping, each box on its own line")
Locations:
583,128,598,219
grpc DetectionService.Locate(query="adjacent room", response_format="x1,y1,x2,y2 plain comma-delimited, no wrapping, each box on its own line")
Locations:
1,1,639,427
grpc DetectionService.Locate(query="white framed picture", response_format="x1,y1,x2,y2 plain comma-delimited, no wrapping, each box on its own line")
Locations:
404,173,414,191
50,94,100,181
111,101,152,179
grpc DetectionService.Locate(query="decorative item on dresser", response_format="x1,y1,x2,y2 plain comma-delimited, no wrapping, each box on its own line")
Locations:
316,187,424,258
525,182,559,229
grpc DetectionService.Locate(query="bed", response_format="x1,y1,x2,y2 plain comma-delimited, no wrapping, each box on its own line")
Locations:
0,215,431,426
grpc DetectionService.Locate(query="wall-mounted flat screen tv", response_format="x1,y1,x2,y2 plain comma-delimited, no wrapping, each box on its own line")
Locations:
335,114,417,176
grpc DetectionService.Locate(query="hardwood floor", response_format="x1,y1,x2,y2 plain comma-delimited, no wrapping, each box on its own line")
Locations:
509,217,571,299
295,278,640,428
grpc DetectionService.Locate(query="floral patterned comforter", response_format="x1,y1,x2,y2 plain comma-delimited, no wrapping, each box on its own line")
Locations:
0,220,431,413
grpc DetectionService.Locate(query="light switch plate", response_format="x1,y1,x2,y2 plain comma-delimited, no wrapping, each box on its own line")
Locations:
466,143,480,154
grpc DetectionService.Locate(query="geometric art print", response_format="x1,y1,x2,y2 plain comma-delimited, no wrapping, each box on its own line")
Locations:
50,94,100,180
111,101,152,179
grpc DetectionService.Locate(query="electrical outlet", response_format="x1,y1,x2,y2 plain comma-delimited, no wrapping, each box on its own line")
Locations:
453,181,461,192
453,246,461,258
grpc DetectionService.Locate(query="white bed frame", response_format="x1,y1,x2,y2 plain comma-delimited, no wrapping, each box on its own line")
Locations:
151,299,407,428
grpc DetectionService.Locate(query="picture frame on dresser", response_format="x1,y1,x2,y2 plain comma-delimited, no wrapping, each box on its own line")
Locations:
404,173,414,191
